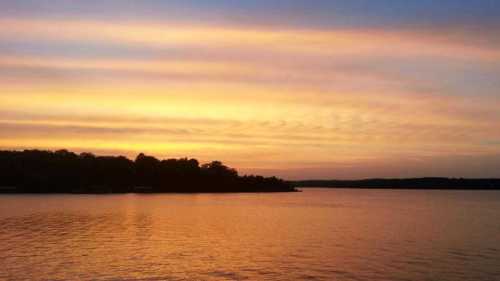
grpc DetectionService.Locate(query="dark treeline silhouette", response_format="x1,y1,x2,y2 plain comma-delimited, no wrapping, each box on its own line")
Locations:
0,149,296,193
292,178,500,190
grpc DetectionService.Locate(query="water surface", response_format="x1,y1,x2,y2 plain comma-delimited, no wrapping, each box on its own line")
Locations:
1,189,499,280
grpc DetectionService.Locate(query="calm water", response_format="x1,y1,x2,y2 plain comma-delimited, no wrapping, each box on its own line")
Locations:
1,189,499,281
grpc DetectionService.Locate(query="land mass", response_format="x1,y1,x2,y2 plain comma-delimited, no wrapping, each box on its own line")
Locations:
292,178,500,190
0,149,296,193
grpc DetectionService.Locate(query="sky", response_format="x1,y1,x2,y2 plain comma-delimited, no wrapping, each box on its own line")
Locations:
0,0,499,179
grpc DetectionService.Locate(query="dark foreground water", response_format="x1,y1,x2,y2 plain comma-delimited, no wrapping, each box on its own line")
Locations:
0,188,499,281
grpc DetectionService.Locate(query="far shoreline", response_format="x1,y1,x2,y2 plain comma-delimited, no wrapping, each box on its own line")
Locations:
291,178,500,190
298,186,500,191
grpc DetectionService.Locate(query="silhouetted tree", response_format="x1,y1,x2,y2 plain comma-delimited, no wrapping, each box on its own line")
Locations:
0,149,296,193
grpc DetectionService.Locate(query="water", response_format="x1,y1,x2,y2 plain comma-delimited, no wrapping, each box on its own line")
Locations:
1,188,499,281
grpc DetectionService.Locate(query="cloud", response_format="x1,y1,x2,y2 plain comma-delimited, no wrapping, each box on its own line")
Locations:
1,19,499,62
0,15,499,178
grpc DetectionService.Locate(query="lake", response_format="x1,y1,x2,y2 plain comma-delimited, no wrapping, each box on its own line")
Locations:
1,188,499,280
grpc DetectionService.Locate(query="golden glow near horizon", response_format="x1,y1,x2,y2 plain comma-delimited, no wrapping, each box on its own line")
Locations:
1,15,500,179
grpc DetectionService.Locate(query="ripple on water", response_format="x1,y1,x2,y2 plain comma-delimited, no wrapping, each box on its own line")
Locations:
0,190,500,280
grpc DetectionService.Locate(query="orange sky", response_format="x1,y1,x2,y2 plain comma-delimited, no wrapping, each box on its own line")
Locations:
1,2,500,179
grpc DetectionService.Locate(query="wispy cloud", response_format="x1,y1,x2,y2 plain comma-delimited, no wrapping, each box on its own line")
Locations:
1,19,499,62
0,8,499,178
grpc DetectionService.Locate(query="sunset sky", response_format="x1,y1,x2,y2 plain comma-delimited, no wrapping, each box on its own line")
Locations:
1,1,499,179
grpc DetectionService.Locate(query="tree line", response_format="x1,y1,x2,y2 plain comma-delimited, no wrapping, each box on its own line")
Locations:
0,149,296,193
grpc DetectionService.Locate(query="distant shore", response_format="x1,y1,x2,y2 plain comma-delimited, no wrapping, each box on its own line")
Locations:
292,178,500,190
